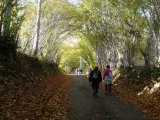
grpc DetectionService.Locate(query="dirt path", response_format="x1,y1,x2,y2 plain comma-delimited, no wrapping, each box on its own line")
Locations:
68,75,150,120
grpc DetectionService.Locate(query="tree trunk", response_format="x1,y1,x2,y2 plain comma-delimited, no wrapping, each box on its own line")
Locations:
3,0,15,61
33,0,42,56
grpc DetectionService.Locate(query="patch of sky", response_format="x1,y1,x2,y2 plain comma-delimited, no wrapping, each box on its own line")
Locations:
68,0,82,5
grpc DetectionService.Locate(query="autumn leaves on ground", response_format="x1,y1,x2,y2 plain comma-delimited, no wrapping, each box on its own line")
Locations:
0,54,69,119
0,54,160,119
1,74,69,119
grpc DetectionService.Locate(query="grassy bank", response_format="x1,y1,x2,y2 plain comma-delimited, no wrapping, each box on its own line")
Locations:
113,67,160,119
0,53,69,119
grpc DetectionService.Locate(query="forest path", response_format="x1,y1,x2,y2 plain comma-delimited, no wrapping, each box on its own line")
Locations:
68,75,150,120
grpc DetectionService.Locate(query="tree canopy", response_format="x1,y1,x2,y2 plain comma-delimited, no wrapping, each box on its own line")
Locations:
1,0,160,72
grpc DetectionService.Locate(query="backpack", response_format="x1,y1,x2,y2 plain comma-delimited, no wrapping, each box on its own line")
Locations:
92,71,99,79
108,71,112,80
104,71,112,84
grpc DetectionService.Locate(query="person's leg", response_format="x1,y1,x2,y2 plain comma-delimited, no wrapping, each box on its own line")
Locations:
92,82,99,95
108,84,112,94
95,83,99,94
92,82,96,91
105,84,108,93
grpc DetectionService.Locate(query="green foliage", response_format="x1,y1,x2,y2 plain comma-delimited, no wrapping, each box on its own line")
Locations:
0,0,25,61
17,0,160,71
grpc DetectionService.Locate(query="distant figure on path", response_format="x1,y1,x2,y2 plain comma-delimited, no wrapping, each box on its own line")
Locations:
77,68,80,75
79,68,82,75
103,65,112,94
89,66,102,95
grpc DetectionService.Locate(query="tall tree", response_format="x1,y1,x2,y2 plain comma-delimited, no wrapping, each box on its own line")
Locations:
0,0,24,61
32,0,42,56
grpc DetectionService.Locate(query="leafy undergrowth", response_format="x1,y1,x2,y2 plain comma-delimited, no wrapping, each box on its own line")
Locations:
113,67,160,119
0,74,69,119
0,54,69,119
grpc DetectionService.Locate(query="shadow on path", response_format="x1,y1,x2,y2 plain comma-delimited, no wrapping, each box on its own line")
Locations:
68,75,150,120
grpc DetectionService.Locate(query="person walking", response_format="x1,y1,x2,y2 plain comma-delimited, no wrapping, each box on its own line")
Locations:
89,66,102,95
80,68,82,75
103,65,112,94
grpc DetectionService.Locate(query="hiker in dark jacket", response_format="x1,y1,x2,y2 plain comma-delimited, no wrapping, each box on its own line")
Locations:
89,66,102,95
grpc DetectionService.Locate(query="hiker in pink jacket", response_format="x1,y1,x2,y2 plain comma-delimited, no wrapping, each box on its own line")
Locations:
103,65,112,94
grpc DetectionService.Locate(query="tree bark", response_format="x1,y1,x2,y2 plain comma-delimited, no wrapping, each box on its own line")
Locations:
33,0,42,56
